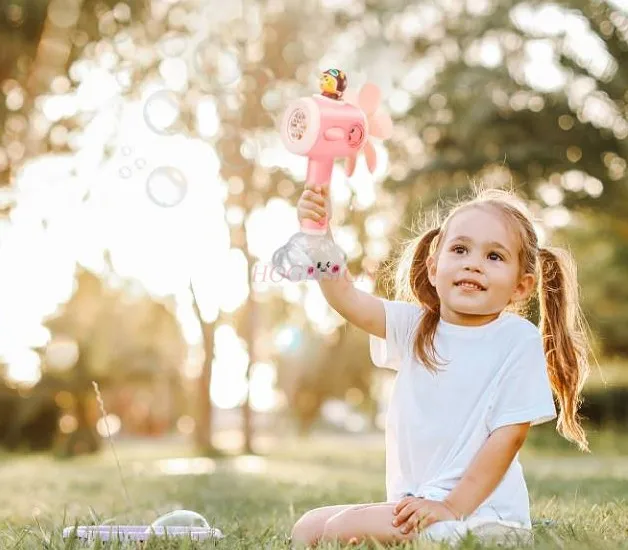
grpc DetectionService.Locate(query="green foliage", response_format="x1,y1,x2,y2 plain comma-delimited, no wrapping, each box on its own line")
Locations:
554,212,628,355
370,0,628,356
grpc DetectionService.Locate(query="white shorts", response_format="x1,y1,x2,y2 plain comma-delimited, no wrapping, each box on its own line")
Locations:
417,513,533,546
403,490,533,546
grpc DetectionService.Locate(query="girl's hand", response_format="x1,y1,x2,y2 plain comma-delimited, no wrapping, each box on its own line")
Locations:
297,182,331,225
392,497,458,534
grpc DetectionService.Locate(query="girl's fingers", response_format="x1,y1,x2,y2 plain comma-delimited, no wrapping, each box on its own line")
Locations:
393,496,414,515
304,183,328,199
303,190,326,206
298,207,323,221
402,510,427,534
399,512,416,534
392,502,417,526
298,199,326,217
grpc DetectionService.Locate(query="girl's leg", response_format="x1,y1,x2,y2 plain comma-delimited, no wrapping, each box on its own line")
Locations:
291,502,388,547
321,503,417,546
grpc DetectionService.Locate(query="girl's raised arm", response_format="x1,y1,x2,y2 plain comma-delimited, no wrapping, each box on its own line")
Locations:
318,231,385,339
298,183,385,338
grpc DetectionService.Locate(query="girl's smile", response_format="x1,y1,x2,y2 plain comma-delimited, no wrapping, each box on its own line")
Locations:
426,206,534,326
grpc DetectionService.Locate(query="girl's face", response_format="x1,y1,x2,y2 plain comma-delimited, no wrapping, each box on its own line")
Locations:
426,206,535,326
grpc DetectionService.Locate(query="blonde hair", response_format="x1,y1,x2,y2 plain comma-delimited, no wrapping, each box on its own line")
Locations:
383,188,592,452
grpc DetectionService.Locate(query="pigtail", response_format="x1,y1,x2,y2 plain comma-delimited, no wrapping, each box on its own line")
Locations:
393,227,444,373
538,246,591,452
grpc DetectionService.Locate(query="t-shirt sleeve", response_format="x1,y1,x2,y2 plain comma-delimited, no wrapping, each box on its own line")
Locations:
486,333,557,432
369,298,421,371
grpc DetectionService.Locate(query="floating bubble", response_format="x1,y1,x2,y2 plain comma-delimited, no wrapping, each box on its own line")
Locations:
193,40,241,92
119,166,132,179
143,90,181,135
134,158,146,170
149,510,209,530
146,166,187,207
121,146,133,156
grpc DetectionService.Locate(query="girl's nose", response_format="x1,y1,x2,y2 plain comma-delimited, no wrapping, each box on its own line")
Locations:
463,260,482,272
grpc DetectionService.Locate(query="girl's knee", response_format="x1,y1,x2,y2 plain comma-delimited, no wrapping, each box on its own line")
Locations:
290,509,325,547
321,507,360,543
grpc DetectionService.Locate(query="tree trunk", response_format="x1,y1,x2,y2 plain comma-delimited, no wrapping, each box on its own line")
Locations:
64,354,99,456
241,250,258,454
190,281,217,454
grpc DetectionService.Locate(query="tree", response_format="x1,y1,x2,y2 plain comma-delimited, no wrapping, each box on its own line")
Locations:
3,0,372,451
1,0,149,187
43,265,186,455
358,0,628,354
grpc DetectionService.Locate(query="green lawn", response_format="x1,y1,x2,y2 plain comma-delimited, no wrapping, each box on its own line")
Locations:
1,426,628,549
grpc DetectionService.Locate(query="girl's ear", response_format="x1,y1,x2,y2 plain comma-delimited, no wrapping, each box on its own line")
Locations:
426,255,437,287
511,273,535,303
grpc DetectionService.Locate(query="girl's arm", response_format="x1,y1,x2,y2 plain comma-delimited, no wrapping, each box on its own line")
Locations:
443,423,531,518
318,228,385,339
298,183,385,339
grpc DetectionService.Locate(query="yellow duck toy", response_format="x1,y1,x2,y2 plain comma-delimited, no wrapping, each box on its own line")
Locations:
319,68,347,100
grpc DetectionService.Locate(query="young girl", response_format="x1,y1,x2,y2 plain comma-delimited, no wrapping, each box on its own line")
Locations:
290,184,591,547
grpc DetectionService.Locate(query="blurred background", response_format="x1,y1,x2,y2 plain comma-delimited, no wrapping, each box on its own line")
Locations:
0,0,626,459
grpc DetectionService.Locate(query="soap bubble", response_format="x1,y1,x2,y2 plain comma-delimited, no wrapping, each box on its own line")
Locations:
145,166,187,207
143,90,181,136
193,40,241,92
149,510,209,530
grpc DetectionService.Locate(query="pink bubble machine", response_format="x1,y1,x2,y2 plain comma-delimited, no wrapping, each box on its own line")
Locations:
280,68,393,235
271,69,393,282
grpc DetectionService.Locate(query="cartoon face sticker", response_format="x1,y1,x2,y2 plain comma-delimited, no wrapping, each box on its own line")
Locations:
307,260,341,278
348,124,364,147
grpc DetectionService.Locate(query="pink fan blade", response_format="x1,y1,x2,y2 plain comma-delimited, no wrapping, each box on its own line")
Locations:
369,110,393,140
358,83,381,116
364,140,377,173
345,155,357,177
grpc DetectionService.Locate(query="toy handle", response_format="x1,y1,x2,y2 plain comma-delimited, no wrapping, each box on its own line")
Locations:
301,158,333,236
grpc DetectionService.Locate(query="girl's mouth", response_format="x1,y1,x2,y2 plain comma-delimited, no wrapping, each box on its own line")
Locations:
454,280,486,291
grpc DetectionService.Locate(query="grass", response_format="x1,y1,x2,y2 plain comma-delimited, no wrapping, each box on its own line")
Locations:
1,426,628,549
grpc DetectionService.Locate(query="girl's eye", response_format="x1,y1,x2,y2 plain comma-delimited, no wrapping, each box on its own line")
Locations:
452,245,467,254
488,252,503,261
326,261,331,267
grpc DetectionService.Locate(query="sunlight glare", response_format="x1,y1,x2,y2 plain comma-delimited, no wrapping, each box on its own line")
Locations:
246,198,299,263
249,362,278,412
216,249,249,313
211,324,249,409
523,40,566,92
155,457,216,476
4,348,41,386
96,414,122,437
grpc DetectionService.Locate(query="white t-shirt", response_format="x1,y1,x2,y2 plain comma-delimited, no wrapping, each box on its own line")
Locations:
369,298,557,527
